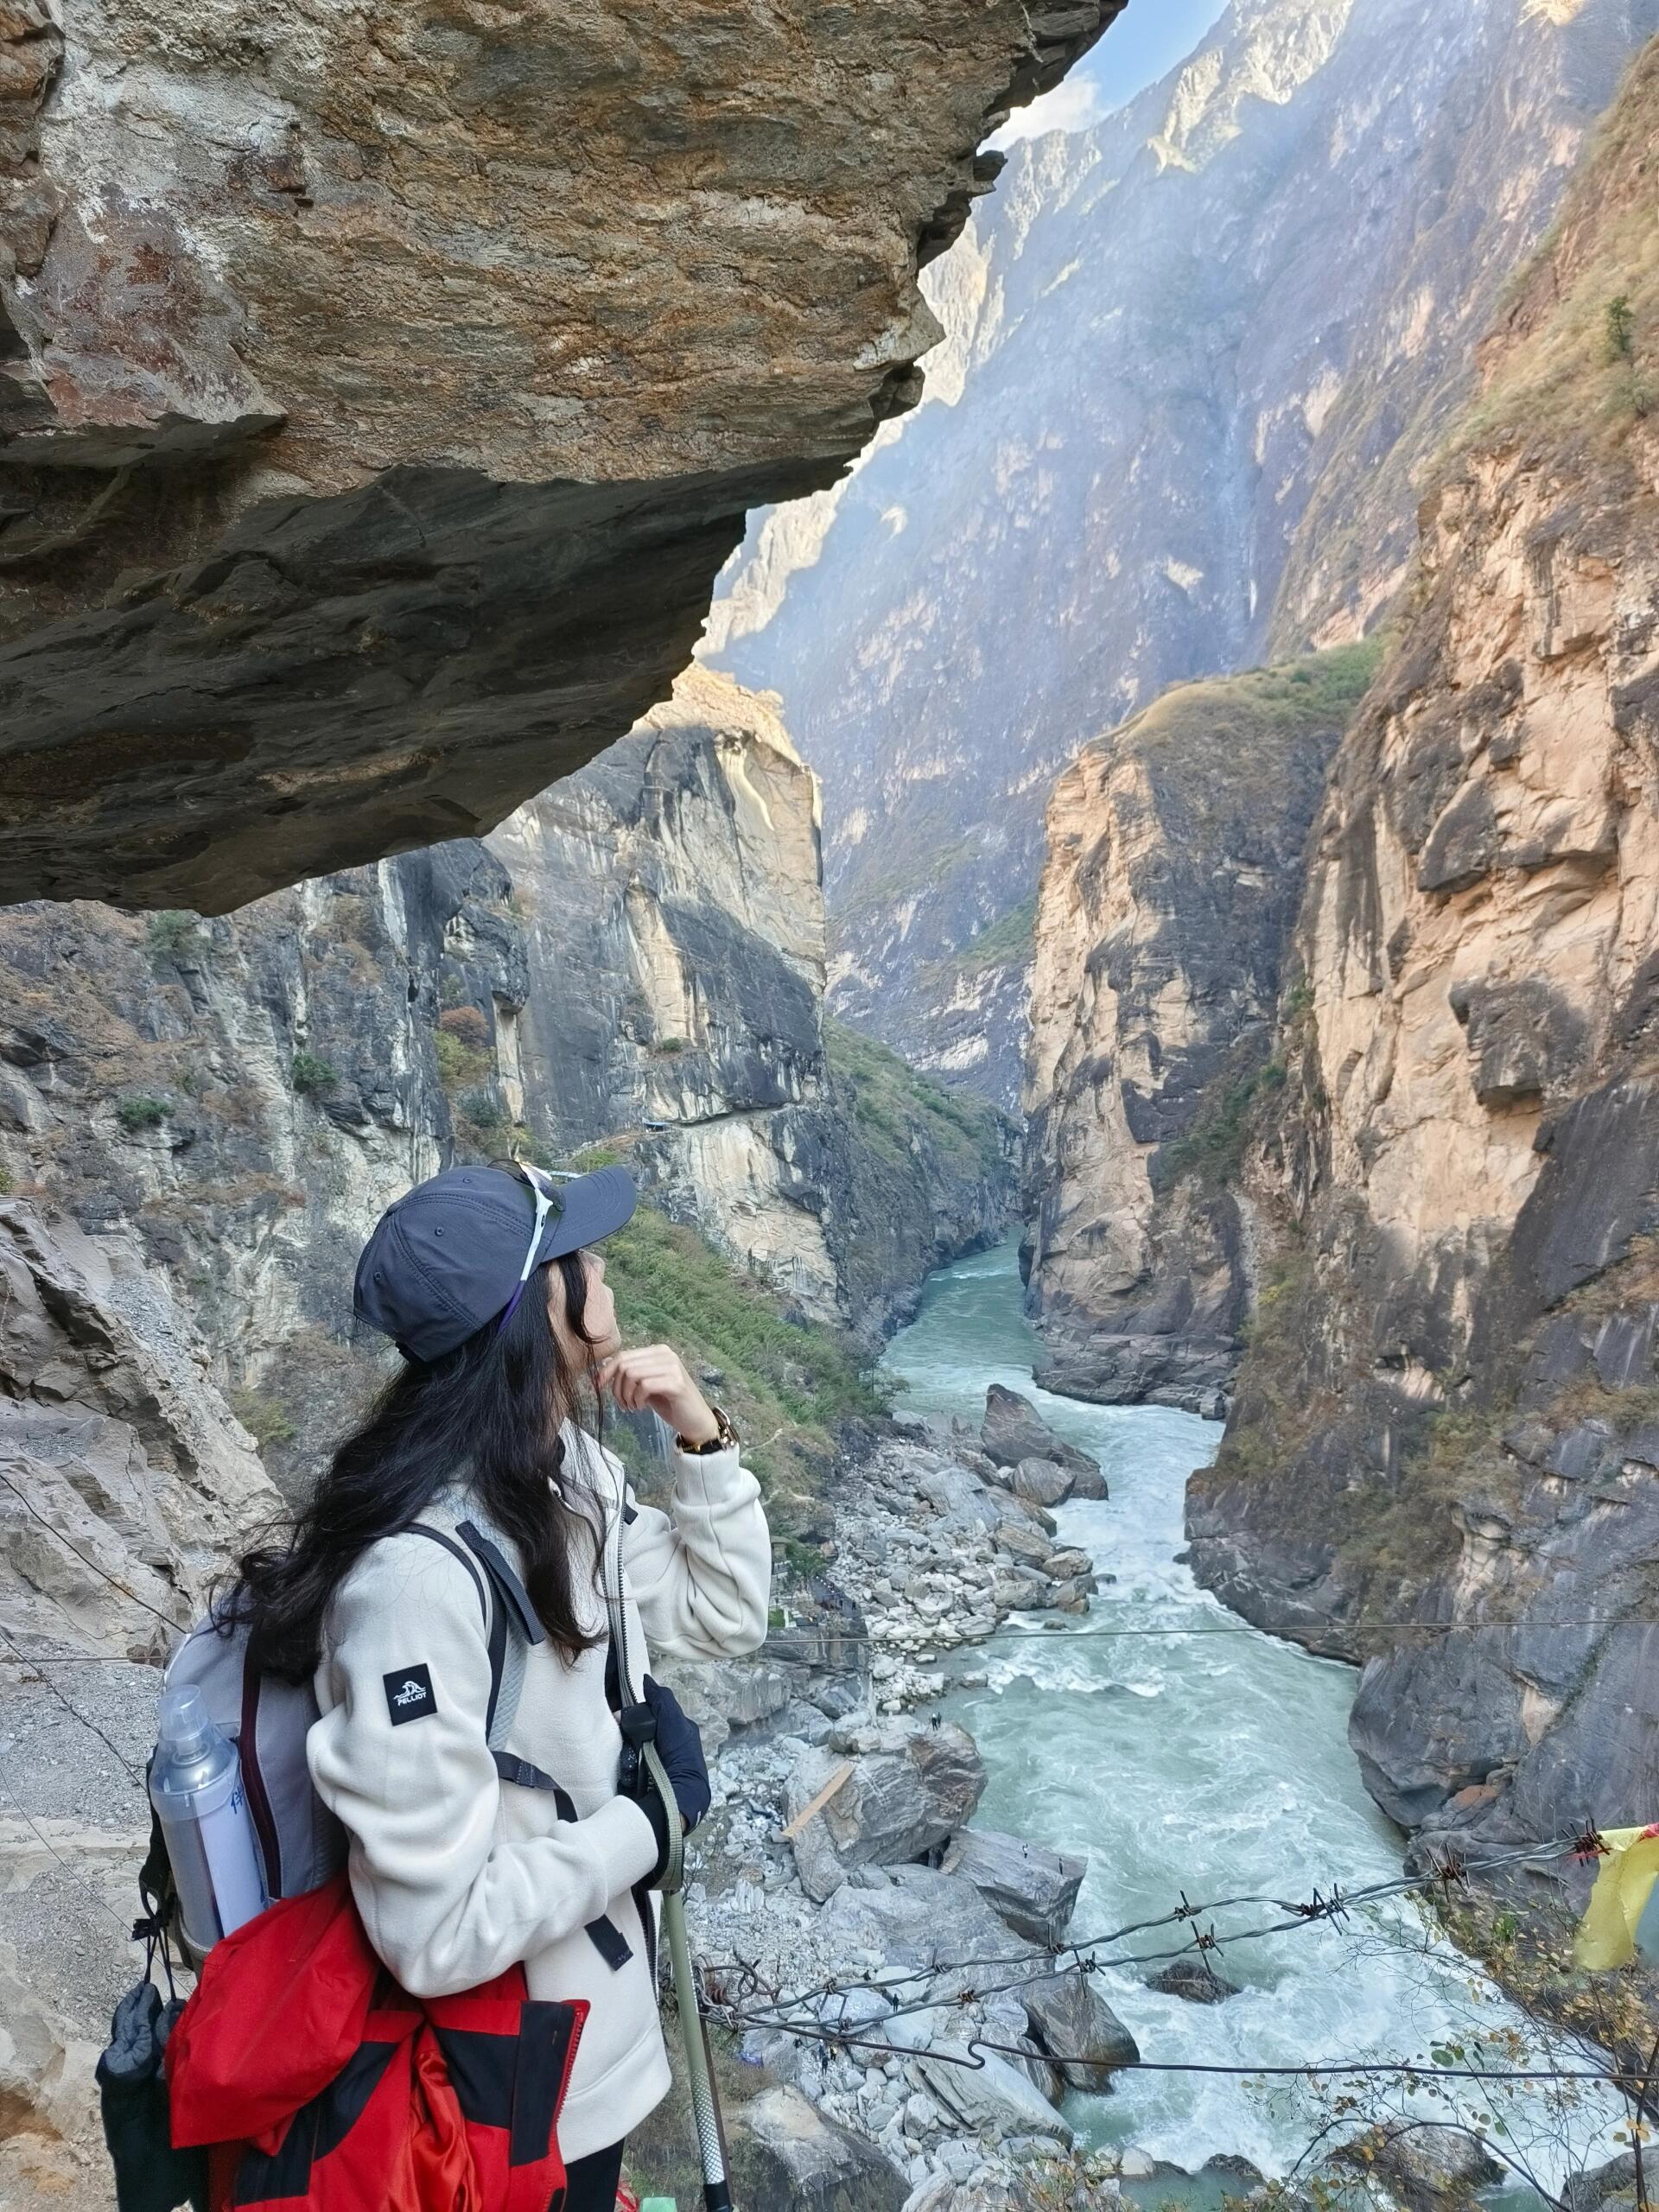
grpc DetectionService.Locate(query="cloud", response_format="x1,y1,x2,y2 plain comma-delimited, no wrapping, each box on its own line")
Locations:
985,73,1108,149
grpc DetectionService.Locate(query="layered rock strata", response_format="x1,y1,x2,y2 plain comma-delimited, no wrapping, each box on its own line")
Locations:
0,0,1122,910
1187,37,1659,1862
0,668,1011,1484
1021,652,1374,1409
0,1200,277,2211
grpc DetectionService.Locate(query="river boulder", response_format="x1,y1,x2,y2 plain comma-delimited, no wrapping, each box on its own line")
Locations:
735,2084,910,2212
941,1827,1086,1946
1010,1456,1073,1508
814,1866,1026,1979
1147,1958,1241,2005
785,1723,987,1899
1021,1973,1141,2093
1332,2123,1502,2209
981,1386,1101,1485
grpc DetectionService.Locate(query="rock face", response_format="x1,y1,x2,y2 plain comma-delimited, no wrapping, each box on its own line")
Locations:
712,0,1659,1101
0,1199,278,2211
1021,651,1375,1408
1187,36,1659,1857
491,668,1014,1340
0,840,523,1491
0,668,1012,1483
0,1,1122,911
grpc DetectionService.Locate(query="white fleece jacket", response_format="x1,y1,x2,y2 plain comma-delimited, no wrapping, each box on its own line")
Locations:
306,1426,770,2163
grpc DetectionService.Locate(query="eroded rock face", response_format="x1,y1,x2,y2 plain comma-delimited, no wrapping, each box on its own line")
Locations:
0,1198,278,2212
1021,657,1364,1408
0,668,1011,1488
0,0,1122,911
712,0,1656,1102
1187,38,1659,1853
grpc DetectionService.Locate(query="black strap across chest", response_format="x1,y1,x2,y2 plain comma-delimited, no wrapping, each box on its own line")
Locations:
403,1521,638,1974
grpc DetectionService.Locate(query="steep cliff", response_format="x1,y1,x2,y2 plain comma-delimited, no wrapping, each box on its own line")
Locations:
1021,646,1377,1409
0,842,524,1491
492,667,1012,1344
0,668,1010,1487
1187,36,1659,1861
712,0,1658,1103
0,0,1122,912
0,1199,277,2209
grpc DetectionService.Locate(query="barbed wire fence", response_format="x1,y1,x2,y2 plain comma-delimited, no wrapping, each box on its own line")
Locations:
5,1519,1657,2203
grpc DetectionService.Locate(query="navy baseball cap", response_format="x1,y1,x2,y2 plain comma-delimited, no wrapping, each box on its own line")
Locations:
353,1162,636,1363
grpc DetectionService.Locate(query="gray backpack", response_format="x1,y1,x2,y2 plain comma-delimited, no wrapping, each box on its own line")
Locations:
150,1519,640,1969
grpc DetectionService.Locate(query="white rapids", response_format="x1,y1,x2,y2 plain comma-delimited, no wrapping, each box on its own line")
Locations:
878,1237,1625,2200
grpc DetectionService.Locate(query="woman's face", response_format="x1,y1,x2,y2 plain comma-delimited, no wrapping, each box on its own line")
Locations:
548,1248,622,1365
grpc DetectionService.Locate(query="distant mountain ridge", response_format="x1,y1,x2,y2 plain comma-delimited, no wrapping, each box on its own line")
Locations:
709,0,1659,1103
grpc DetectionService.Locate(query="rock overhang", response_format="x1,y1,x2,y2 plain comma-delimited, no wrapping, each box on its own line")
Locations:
0,0,1125,911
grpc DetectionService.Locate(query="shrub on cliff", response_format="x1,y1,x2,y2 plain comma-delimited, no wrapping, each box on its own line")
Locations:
588,1155,885,1519
116,1095,171,1132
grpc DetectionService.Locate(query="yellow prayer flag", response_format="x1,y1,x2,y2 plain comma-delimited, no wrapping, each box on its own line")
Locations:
1573,1825,1659,1970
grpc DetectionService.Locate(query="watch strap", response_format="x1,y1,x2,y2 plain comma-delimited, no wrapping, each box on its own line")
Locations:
677,1403,737,1455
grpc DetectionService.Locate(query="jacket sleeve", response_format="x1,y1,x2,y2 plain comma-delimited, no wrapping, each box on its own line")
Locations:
307,1534,660,1999
620,1441,772,1661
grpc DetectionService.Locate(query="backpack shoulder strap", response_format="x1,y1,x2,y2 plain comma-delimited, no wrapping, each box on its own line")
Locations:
403,1522,488,1624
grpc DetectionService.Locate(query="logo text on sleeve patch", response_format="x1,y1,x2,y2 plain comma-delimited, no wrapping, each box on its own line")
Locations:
383,1662,436,1726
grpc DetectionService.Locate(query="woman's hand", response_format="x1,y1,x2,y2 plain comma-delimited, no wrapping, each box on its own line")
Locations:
595,1344,720,1446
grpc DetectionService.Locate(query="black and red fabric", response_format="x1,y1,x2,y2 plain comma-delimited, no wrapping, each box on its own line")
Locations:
167,1875,586,2212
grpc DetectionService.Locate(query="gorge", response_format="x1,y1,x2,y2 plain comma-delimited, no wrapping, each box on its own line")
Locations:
6,1,1659,2208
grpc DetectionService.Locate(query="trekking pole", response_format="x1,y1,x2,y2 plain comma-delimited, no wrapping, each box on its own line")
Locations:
642,1738,735,2212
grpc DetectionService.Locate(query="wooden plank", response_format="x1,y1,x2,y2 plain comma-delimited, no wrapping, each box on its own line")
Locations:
778,1759,855,1840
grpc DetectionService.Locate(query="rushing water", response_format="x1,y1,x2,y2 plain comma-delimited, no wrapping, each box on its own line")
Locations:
877,1237,1622,2196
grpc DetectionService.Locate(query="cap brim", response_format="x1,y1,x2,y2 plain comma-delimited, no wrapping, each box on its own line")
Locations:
533,1163,637,1266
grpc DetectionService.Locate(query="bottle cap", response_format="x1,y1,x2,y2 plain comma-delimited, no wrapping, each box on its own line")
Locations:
156,1683,215,1761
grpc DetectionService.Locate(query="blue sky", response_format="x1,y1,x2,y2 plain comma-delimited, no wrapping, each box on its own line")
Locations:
990,0,1231,145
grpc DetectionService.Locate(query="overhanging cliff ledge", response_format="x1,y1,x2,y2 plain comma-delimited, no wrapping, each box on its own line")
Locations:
0,0,1122,912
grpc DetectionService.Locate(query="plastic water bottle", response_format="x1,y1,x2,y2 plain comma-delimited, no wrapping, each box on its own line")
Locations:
149,1684,268,1953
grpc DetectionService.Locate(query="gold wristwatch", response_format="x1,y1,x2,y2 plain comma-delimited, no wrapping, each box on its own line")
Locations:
677,1403,738,1455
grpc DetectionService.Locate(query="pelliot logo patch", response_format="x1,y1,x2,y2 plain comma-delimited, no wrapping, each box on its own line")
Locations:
383,1662,436,1726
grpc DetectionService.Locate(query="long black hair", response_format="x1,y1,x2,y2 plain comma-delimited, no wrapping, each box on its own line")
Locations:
232,1251,606,1682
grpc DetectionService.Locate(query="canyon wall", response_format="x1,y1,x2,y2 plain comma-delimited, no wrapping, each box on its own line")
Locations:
0,667,1010,1490
1021,649,1376,1410
0,0,1121,913
711,0,1659,1104
1186,36,1659,1860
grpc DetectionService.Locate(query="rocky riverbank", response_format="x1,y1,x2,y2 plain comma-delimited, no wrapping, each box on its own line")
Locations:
647,1392,1153,2209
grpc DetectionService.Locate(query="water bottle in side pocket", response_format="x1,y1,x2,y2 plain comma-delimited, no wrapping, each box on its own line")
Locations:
149,1684,268,1954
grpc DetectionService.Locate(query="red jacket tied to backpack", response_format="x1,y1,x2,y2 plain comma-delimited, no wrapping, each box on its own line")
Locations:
167,1873,586,2212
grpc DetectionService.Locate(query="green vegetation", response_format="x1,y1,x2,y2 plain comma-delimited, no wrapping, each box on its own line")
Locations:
1112,639,1385,769
290,1050,337,1096
145,910,201,960
824,1017,1007,1176
230,1388,296,1448
1161,1056,1287,1192
435,1025,493,1091
653,1035,686,1055
0,1164,12,1197
116,1095,171,1132
952,895,1038,976
1461,44,1659,452
591,1154,885,1519
457,1088,506,1131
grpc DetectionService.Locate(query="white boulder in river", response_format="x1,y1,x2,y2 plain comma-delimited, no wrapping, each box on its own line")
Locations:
786,1721,986,1901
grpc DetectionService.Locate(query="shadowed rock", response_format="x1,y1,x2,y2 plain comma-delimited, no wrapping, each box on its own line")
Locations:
0,0,1122,909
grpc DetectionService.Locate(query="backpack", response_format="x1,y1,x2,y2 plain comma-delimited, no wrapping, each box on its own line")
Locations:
143,1518,641,1973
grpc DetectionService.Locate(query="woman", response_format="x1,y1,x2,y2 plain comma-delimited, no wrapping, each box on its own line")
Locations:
230,1160,772,2209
